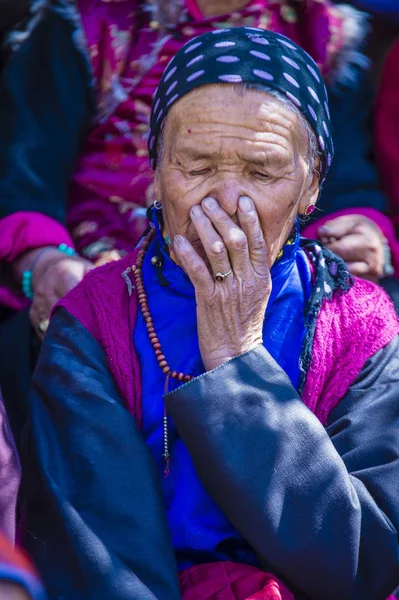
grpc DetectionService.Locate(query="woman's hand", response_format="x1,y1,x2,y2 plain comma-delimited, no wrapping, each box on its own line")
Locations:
318,215,385,282
173,196,271,371
14,247,93,337
30,250,93,336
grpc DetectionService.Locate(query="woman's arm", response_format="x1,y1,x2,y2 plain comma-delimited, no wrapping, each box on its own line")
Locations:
165,339,399,600
24,308,181,600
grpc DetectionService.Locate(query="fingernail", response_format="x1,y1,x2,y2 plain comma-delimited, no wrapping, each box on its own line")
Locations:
190,205,202,217
239,196,253,213
173,235,185,247
202,197,217,211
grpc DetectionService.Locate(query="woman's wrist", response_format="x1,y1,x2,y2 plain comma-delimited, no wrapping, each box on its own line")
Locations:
13,247,57,282
13,244,76,299
202,340,263,372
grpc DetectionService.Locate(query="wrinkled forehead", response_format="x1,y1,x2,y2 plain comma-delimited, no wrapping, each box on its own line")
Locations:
162,84,307,161
166,83,300,134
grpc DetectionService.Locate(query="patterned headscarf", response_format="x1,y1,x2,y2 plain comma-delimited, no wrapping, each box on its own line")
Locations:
149,27,334,183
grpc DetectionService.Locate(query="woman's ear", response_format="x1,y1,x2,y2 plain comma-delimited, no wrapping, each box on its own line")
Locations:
298,159,320,215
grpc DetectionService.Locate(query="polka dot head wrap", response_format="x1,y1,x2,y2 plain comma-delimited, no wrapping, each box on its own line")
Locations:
149,27,333,183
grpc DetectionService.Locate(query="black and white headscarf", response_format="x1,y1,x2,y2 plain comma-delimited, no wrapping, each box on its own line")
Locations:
148,27,334,182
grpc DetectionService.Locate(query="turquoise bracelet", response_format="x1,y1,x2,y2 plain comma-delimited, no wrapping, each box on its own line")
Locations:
22,244,76,300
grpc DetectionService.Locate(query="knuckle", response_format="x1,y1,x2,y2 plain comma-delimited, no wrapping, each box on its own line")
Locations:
208,240,226,258
191,262,206,277
251,235,266,253
243,210,258,225
228,230,247,251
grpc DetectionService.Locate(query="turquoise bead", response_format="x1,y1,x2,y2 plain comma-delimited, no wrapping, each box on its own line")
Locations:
21,244,75,301
58,243,75,256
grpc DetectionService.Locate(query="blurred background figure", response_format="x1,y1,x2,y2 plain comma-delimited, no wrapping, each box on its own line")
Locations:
303,0,399,309
376,38,399,263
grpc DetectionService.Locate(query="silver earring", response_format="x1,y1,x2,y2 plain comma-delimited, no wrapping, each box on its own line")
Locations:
153,200,162,211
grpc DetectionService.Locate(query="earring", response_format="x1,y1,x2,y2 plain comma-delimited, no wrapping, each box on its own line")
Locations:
303,204,315,217
153,200,162,211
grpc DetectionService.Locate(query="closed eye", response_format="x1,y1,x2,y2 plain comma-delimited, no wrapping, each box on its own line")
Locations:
252,171,271,180
188,168,212,177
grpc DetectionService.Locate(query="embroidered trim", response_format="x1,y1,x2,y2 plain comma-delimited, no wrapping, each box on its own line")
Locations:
298,240,353,394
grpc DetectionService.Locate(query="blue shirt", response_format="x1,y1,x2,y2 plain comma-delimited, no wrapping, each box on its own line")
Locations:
134,225,312,570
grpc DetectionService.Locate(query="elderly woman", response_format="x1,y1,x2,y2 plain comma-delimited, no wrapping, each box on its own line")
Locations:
0,0,369,454
24,28,399,600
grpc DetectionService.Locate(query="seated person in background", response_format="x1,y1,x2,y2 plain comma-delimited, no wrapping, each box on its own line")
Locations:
0,0,386,451
303,1,399,288
24,28,399,600
376,38,399,259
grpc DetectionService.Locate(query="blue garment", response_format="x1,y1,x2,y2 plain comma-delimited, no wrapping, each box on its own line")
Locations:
134,224,312,570
346,0,399,14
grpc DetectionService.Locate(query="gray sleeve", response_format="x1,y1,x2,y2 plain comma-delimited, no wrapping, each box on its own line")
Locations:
25,308,181,600
165,338,399,600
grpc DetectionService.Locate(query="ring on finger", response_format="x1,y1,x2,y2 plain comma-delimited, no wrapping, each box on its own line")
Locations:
214,269,232,283
38,318,50,334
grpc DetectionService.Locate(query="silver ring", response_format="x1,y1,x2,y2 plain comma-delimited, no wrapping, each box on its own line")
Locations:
214,269,232,283
38,318,50,334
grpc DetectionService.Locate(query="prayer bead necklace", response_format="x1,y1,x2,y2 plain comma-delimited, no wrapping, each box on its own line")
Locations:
132,227,193,476
132,224,296,475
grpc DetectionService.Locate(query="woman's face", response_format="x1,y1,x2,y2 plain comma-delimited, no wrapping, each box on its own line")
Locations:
155,85,320,266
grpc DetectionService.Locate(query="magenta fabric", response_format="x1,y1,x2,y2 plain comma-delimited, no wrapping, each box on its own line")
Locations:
0,212,75,310
301,276,399,423
178,561,294,600
68,0,346,258
302,207,399,278
56,248,399,598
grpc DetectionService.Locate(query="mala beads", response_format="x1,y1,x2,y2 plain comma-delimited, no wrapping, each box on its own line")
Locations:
132,227,193,476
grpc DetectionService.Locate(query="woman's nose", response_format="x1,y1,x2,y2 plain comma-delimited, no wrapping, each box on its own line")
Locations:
206,182,247,217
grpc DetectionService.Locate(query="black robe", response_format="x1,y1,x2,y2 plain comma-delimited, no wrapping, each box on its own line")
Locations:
23,308,399,599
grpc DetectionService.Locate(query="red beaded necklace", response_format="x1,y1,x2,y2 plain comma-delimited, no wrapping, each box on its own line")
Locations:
132,227,193,476
133,224,296,475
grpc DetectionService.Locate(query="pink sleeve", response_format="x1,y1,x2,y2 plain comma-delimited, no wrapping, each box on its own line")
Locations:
0,212,75,310
302,207,399,278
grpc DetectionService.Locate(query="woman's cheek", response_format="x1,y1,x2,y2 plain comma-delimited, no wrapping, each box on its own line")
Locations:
255,183,299,250
255,181,298,225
